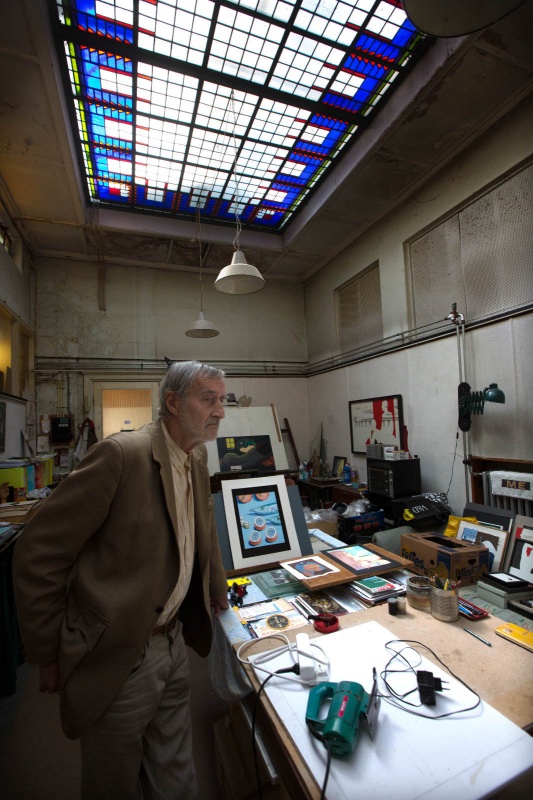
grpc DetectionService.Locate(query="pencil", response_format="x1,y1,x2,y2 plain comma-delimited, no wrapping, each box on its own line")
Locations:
463,627,492,647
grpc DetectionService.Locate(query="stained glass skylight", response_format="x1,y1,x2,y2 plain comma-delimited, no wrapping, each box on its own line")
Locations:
50,0,428,231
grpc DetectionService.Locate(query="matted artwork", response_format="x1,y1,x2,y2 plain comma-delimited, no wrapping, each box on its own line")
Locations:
326,544,395,574
281,555,341,581
217,434,275,474
349,395,404,454
457,521,510,572
221,475,303,571
508,539,533,583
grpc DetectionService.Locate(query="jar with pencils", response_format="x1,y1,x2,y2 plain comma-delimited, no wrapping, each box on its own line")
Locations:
430,577,459,622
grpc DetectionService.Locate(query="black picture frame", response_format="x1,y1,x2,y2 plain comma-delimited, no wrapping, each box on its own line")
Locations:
332,455,346,478
349,395,404,454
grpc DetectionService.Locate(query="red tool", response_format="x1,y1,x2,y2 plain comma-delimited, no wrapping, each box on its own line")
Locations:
309,613,339,634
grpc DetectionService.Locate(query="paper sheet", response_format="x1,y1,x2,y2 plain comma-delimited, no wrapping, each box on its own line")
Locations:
251,621,533,800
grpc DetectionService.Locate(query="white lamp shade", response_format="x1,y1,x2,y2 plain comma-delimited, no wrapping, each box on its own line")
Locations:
214,249,265,294
403,0,523,37
185,311,219,338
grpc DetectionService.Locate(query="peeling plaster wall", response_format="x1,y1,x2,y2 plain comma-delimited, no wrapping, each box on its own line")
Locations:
35,259,306,363
305,97,533,515
33,259,311,460
0,245,33,329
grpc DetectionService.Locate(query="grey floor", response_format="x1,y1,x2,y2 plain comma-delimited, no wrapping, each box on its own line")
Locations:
0,650,230,800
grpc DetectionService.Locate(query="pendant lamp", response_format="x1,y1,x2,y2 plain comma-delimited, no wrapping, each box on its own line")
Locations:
215,91,265,295
186,210,219,338
402,0,524,37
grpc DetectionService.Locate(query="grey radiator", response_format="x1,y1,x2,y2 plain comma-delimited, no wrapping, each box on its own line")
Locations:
482,471,533,518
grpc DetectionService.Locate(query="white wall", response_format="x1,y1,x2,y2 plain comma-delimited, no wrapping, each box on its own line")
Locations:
0,244,33,330
32,259,311,464
305,96,533,515
35,259,307,364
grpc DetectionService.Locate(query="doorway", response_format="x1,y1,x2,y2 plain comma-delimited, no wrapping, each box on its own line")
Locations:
91,380,160,440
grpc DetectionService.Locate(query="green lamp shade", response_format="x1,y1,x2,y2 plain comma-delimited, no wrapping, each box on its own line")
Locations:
484,383,505,404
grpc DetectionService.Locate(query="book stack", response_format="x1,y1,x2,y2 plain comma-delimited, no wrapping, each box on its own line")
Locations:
344,575,406,606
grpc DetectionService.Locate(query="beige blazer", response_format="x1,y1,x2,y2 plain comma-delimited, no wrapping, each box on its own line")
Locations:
13,419,227,739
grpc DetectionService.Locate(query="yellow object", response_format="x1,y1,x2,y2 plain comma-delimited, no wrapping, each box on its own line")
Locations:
403,509,415,521
226,576,252,587
494,622,533,653
443,515,478,537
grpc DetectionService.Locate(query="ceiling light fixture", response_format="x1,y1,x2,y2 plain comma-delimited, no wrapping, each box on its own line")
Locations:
215,91,265,295
402,0,524,37
186,210,219,338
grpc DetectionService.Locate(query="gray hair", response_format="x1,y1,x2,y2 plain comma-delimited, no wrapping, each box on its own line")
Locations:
158,361,225,417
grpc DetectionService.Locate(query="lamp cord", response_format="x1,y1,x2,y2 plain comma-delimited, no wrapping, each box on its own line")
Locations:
228,89,242,251
195,208,205,312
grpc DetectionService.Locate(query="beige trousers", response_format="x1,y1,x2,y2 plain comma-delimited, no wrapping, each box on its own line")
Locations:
79,622,198,800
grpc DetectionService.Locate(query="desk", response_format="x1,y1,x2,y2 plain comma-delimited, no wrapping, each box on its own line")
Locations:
298,479,360,509
232,602,533,800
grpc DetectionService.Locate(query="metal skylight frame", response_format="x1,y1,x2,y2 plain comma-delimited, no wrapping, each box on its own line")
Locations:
49,0,428,232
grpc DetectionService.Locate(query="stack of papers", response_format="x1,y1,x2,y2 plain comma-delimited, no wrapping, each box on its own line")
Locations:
344,575,406,606
232,598,309,638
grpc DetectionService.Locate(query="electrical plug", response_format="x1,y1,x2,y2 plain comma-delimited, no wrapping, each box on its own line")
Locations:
416,670,448,705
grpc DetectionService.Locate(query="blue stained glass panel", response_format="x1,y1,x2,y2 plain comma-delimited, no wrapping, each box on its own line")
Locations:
52,0,428,230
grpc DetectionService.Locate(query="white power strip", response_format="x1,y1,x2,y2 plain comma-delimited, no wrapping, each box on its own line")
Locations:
296,632,316,683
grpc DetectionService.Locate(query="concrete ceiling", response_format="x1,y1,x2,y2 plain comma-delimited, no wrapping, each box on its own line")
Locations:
1,0,532,283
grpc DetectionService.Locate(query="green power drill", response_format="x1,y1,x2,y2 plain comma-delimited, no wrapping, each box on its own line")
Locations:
305,670,380,758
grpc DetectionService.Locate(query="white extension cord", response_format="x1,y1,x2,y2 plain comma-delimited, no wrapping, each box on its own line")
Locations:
296,632,317,683
236,632,330,685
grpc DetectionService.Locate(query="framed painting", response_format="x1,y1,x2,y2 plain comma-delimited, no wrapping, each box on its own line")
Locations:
457,521,510,572
349,395,404,454
221,475,304,571
332,455,346,479
216,434,275,475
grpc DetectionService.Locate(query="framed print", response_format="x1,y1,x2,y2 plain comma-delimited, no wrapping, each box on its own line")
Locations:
325,544,399,576
332,456,346,479
221,475,304,571
457,521,510,572
349,395,404,454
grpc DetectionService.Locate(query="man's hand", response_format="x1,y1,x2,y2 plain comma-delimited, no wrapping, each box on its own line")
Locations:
210,593,230,616
39,661,60,694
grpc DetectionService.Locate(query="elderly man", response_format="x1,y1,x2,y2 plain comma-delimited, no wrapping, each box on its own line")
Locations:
13,360,229,800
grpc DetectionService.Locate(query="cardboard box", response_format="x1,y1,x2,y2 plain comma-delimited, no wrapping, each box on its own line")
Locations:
400,532,489,586
338,510,384,542
213,703,280,800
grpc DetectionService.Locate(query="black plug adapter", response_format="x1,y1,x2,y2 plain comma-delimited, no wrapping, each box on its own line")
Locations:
416,670,446,705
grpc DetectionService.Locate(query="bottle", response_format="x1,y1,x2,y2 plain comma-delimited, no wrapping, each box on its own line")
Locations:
343,462,352,484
